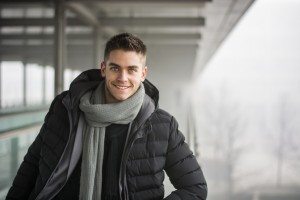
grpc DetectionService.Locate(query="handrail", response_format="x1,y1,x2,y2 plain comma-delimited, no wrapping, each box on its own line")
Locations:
0,123,42,140
0,108,47,134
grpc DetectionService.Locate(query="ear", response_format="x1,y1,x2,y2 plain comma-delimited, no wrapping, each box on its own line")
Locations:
100,61,106,78
141,66,148,82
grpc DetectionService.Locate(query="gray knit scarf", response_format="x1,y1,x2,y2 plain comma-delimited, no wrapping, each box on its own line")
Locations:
79,81,145,200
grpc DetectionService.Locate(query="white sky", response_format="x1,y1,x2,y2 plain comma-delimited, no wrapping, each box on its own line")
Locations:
198,0,300,106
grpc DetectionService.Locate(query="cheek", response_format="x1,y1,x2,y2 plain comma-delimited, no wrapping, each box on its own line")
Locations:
131,77,143,85
134,73,145,81
106,77,112,86
106,73,117,81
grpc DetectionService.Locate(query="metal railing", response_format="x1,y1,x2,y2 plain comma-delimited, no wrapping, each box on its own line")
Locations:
0,125,41,200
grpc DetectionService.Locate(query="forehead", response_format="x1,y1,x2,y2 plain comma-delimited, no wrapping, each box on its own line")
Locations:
107,50,146,66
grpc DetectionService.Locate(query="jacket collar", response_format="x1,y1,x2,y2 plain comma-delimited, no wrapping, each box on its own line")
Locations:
65,68,159,110
130,94,155,135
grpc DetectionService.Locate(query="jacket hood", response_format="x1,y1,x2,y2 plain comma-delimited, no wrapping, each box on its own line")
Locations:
67,69,159,110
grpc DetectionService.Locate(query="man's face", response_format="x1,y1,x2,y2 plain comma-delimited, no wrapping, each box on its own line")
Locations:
101,49,147,103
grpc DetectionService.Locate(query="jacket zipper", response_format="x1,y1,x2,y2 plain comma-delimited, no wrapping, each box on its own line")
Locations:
118,123,132,200
119,121,151,200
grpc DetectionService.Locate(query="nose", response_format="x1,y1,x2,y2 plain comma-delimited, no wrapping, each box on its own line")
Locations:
117,70,128,82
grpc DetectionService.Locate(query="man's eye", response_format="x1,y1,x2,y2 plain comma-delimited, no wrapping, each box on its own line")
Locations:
129,68,137,72
111,67,118,71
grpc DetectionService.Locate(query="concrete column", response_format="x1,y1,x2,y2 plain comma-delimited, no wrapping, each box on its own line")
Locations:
93,27,100,68
0,12,1,108
42,65,47,104
10,137,19,180
54,0,66,95
0,60,2,109
186,102,199,157
22,61,27,107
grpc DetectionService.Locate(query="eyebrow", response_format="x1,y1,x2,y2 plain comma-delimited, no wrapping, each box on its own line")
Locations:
108,62,139,69
108,62,120,68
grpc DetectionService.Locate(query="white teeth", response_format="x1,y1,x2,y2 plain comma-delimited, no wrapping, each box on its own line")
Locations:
115,85,129,89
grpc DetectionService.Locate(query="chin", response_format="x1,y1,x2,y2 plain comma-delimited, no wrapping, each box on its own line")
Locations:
114,94,130,101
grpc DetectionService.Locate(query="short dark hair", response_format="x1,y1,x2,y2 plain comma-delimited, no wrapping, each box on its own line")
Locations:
104,33,147,60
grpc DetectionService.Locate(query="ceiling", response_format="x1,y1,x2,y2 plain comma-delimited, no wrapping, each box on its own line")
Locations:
0,0,255,71
0,0,255,116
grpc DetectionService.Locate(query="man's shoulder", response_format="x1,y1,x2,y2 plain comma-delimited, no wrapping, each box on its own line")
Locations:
54,90,69,102
49,91,69,107
153,108,172,117
150,108,174,124
46,91,69,120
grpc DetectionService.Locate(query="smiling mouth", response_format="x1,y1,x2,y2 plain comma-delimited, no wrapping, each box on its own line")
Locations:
114,84,130,90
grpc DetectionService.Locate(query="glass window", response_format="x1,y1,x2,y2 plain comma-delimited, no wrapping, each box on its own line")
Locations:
64,68,73,91
45,66,54,103
25,64,43,106
73,70,81,79
0,61,23,108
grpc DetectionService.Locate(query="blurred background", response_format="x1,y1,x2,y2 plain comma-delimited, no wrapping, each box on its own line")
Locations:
0,0,299,199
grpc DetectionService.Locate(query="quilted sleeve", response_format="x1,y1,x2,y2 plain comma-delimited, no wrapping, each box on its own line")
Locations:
164,117,207,200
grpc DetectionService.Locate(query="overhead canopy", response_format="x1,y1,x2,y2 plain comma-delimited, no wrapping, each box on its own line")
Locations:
0,0,255,75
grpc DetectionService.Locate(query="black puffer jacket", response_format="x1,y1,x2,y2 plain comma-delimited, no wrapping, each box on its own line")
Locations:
6,69,207,200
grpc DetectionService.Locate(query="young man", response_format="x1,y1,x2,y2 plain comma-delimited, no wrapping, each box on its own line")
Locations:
6,33,207,200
